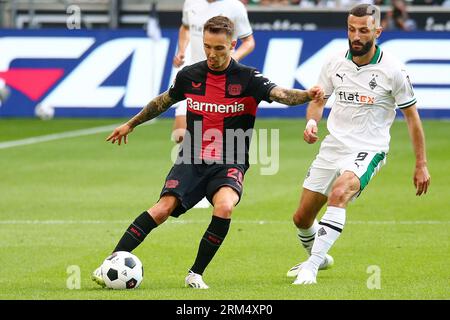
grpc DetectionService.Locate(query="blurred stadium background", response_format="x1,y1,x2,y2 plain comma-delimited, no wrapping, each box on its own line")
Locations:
0,1,448,300
0,0,449,118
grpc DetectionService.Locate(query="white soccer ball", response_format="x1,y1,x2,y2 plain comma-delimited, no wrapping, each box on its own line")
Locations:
101,251,143,289
34,103,54,120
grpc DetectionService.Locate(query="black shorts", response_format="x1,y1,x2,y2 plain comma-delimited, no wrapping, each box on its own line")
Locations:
160,163,247,217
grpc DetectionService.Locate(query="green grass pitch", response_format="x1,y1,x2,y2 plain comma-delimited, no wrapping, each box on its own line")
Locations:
0,118,448,300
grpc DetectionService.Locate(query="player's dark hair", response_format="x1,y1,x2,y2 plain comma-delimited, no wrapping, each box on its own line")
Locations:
349,4,381,28
203,16,234,38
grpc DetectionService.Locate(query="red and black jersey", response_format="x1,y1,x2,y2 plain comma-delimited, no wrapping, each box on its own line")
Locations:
168,59,277,167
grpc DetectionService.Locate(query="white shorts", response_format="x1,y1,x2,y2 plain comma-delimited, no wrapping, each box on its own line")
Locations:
173,100,187,117
303,141,387,197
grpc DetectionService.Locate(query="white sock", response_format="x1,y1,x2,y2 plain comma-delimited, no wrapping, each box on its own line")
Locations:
297,220,319,256
307,206,346,270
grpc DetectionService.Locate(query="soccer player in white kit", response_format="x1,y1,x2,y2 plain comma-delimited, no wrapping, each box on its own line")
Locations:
287,4,431,285
172,0,255,143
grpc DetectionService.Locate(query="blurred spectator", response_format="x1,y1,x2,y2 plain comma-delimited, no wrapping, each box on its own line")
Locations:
412,0,444,5
242,0,306,5
294,0,375,7
296,0,335,7
271,0,290,4
258,0,290,5
243,0,447,5
382,0,417,31
372,0,390,5
243,0,399,5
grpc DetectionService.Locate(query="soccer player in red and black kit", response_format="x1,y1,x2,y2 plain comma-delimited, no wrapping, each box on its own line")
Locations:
92,16,324,289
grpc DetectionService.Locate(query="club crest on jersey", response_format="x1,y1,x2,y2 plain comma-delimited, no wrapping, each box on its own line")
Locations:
227,84,242,96
369,74,378,90
165,180,179,188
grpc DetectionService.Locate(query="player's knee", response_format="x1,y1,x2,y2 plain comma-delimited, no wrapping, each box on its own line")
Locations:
292,212,303,228
328,187,348,205
147,207,169,224
293,209,313,229
213,201,234,219
148,201,175,224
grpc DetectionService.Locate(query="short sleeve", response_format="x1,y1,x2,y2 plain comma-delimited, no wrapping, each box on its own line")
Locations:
317,58,334,99
248,69,277,103
181,0,189,26
392,67,417,109
233,2,253,39
168,70,186,102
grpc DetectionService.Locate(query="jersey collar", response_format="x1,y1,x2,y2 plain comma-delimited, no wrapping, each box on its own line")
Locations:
206,58,236,75
345,45,383,66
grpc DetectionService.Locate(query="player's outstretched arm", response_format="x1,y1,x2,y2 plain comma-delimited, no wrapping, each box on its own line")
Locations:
269,85,324,106
106,91,177,146
173,25,190,68
400,104,431,196
231,35,255,62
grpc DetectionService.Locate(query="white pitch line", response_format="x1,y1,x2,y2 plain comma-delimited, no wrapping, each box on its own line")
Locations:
0,120,156,150
0,220,447,225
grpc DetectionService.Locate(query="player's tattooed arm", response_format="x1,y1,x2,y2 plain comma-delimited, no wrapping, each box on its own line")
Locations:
127,91,177,128
106,91,177,145
269,86,324,106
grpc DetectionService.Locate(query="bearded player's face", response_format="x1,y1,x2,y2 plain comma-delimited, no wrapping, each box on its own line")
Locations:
347,15,381,57
203,30,236,71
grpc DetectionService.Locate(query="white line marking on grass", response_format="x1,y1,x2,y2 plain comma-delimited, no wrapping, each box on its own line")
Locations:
0,220,448,225
0,120,156,150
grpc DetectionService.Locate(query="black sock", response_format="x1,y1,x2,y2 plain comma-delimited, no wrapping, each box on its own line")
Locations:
113,211,158,253
190,215,231,275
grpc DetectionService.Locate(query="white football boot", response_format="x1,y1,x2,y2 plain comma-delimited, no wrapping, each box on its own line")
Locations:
292,265,318,285
91,266,106,288
286,254,334,277
185,271,209,289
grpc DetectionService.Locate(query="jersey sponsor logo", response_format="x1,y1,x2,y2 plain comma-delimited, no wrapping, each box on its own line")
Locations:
186,97,245,113
227,84,242,96
337,91,375,105
190,24,203,34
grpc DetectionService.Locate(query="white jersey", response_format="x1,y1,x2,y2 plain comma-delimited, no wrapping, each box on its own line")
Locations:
182,0,253,64
318,46,417,153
